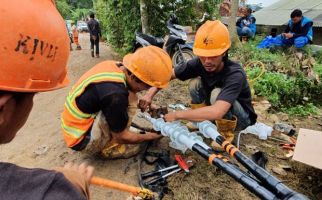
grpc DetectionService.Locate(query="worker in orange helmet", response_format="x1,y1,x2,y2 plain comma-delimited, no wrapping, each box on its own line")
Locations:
0,0,94,199
61,45,172,159
72,22,82,50
139,20,257,147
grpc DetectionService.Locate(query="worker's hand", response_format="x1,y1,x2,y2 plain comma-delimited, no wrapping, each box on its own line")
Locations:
164,112,177,122
63,162,94,183
138,95,153,112
146,131,163,140
285,33,293,39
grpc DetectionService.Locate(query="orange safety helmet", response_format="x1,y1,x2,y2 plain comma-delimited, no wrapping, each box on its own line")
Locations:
0,0,70,92
193,20,231,57
123,46,172,89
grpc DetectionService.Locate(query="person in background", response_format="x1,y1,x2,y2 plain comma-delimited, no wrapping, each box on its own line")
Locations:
72,22,82,50
258,9,313,49
87,13,102,58
277,9,313,48
236,7,256,42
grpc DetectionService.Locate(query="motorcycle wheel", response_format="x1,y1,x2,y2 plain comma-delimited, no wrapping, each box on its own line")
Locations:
172,48,195,68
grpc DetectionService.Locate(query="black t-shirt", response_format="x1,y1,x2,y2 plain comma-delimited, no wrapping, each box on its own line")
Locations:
0,162,86,200
175,57,257,124
76,82,129,133
285,21,312,39
87,19,101,37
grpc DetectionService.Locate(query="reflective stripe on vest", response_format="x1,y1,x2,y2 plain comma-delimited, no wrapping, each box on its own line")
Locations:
61,61,126,147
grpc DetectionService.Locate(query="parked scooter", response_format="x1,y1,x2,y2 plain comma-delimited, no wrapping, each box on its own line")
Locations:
133,14,195,68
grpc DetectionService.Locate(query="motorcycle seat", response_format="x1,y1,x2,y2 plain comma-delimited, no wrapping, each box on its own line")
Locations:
136,32,164,48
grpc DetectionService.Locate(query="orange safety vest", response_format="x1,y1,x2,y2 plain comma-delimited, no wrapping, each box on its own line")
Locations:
61,61,127,147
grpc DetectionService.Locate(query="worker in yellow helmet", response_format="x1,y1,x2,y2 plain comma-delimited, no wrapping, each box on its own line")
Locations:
139,21,257,146
0,0,93,199
61,46,172,158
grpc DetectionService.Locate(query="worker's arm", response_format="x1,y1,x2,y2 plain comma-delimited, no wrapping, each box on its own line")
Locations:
55,162,94,200
138,69,177,111
112,129,162,144
164,100,231,122
165,69,245,122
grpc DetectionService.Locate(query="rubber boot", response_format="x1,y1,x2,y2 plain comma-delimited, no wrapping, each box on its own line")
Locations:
211,116,237,150
101,97,142,159
186,102,207,130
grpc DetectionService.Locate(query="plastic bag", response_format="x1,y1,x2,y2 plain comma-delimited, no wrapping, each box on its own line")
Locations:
240,122,273,140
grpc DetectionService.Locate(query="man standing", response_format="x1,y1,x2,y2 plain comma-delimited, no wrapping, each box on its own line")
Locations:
0,0,93,199
236,7,256,42
87,13,101,58
61,46,172,159
140,21,257,145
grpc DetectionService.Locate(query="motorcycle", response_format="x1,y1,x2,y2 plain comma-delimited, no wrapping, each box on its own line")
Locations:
133,15,195,68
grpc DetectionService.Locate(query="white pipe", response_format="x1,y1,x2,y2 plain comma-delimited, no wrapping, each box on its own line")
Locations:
139,113,210,153
195,121,221,141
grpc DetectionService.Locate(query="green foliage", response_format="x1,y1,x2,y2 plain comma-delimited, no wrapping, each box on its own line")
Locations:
67,0,93,9
145,0,198,36
203,0,223,18
93,0,222,53
246,68,322,116
94,0,141,55
235,38,322,116
231,37,284,66
56,0,93,20
315,51,322,63
282,103,319,117
56,0,72,19
71,8,93,22
314,64,322,77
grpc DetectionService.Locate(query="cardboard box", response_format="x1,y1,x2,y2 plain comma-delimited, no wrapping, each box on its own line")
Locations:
293,128,322,170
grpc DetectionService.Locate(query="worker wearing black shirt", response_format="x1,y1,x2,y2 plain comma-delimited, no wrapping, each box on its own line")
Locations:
61,46,172,159
277,9,313,48
139,21,257,145
87,13,102,58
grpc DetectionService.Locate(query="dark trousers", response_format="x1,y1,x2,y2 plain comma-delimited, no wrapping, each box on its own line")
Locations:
90,36,100,55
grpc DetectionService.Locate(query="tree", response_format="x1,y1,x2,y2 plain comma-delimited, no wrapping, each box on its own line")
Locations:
227,0,241,48
140,0,150,34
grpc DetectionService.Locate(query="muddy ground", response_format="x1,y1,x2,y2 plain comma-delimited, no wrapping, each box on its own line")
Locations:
1,33,322,200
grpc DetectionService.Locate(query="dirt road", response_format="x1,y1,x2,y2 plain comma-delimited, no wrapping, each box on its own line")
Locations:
0,33,136,200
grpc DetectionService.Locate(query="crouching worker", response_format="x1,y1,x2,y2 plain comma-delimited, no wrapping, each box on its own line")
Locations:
141,21,258,147
0,1,93,199
61,46,172,159
258,9,313,49
236,7,256,42
276,9,313,48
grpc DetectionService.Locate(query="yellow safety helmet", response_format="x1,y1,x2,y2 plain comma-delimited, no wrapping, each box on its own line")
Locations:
193,20,231,57
123,46,172,89
0,0,69,92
